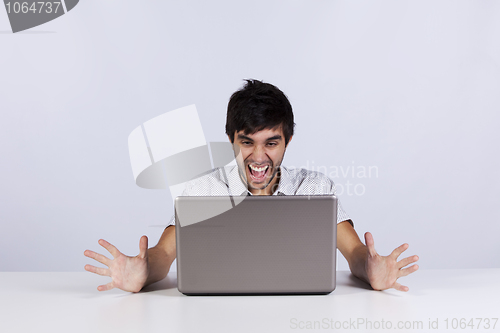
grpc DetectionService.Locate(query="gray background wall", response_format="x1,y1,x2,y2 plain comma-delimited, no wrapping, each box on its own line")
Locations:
1,0,499,272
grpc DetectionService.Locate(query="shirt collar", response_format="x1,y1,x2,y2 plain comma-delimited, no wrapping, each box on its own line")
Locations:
225,165,294,196
226,165,250,196
275,166,295,195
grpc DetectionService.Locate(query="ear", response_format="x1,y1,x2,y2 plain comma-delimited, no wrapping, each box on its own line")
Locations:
227,134,233,144
285,135,293,147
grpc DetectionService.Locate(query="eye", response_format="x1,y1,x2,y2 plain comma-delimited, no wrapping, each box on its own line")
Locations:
241,141,253,146
267,142,278,147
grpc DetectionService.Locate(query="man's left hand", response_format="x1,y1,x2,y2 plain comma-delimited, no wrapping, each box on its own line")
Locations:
364,232,419,292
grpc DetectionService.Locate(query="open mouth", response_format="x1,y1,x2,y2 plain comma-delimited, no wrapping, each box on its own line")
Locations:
247,164,270,182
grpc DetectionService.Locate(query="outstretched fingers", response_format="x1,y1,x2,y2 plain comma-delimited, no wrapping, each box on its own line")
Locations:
392,282,410,292
390,243,409,260
97,281,115,292
84,264,110,277
364,232,377,257
84,250,111,267
397,255,419,269
138,235,148,259
98,239,121,258
398,264,419,278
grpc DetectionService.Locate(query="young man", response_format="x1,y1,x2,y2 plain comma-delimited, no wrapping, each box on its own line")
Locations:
84,80,419,293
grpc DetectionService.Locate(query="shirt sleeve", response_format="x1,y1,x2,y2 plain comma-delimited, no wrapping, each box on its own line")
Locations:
166,214,176,228
329,178,353,226
336,199,353,227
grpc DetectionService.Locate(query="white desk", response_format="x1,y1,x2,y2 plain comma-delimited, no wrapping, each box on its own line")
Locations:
1,269,499,333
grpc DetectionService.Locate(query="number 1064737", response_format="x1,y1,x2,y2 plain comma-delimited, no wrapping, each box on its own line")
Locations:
5,2,62,14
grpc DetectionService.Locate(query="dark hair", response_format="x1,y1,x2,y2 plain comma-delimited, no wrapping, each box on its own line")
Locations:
225,79,295,145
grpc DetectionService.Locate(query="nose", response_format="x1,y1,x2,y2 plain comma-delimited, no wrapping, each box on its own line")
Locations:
252,145,267,163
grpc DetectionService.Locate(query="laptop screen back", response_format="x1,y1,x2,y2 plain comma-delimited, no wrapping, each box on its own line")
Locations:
175,195,337,295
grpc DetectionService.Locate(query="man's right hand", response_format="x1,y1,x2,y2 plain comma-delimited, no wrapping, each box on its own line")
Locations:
84,236,149,292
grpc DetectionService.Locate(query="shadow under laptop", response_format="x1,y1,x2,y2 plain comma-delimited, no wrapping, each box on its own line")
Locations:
140,274,180,296
139,271,375,297
331,271,373,296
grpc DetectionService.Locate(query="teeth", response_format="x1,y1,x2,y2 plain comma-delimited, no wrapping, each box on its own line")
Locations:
249,165,269,172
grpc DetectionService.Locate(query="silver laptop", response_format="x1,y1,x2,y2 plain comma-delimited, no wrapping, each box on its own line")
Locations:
175,195,337,295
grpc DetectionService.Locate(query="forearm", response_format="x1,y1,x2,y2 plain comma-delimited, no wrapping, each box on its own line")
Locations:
337,221,369,284
144,226,177,288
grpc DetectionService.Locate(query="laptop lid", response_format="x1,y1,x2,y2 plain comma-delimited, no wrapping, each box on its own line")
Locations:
175,195,337,295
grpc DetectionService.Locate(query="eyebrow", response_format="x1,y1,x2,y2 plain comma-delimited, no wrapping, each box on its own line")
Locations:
237,134,283,142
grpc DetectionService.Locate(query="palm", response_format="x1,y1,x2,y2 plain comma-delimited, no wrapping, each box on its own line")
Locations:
366,252,401,290
84,236,149,292
108,252,148,292
364,232,419,292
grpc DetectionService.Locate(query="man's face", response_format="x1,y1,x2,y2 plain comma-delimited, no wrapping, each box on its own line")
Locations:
230,127,291,195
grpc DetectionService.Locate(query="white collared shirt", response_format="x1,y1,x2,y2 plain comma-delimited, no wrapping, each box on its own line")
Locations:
168,165,351,226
